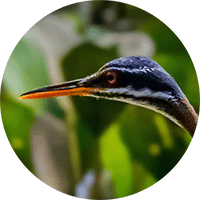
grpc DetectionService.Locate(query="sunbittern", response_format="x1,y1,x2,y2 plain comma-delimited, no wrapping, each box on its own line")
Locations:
20,56,198,137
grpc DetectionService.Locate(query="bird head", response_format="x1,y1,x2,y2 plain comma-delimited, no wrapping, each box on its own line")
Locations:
20,56,198,136
20,56,182,112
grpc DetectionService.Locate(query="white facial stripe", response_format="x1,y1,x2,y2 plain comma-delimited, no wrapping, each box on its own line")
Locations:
105,87,175,101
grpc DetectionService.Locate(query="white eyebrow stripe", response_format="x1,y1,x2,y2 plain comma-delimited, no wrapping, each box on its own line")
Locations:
101,66,156,75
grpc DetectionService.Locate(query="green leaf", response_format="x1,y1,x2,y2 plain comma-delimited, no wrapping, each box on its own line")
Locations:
3,38,50,114
1,89,34,172
99,123,133,198
140,19,187,54
131,161,157,194
77,117,97,172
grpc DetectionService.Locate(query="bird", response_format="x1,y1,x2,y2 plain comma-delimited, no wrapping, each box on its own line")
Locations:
20,56,198,137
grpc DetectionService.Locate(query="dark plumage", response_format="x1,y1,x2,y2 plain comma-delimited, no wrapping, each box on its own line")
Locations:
102,56,183,96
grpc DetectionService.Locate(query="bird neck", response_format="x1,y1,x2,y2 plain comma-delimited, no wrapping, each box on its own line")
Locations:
135,93,198,137
174,95,198,137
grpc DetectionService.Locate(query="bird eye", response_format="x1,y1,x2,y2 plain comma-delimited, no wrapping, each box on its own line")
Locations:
106,71,117,85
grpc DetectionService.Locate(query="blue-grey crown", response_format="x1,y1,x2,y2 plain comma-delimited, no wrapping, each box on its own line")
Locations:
105,56,183,98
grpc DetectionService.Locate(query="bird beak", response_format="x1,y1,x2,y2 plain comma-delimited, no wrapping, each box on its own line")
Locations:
20,74,103,99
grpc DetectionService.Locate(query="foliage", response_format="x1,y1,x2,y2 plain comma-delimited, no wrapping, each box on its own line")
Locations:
1,1,198,198
1,89,34,172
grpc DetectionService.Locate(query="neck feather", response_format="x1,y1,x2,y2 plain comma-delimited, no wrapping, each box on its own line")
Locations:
155,94,198,137
174,95,198,137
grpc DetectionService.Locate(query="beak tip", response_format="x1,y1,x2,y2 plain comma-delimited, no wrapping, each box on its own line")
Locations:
19,94,27,99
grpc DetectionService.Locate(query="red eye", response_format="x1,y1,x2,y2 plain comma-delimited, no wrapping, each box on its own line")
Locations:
106,71,117,85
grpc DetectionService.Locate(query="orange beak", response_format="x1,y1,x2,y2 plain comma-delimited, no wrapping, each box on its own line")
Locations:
20,78,103,99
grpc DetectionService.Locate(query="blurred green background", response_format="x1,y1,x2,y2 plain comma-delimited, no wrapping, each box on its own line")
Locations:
1,1,199,199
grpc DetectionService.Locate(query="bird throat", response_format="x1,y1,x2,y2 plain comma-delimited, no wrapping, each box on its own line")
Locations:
131,94,198,137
